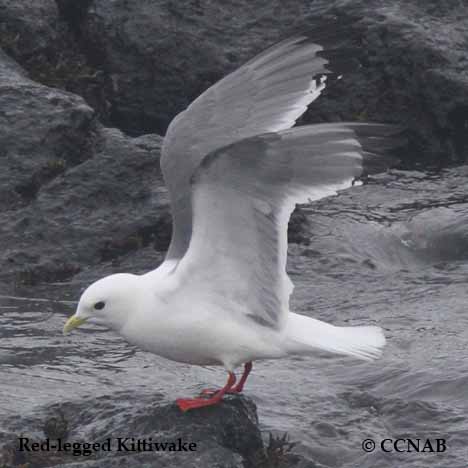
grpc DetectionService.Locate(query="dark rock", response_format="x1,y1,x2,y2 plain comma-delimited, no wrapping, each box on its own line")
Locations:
0,393,263,468
72,0,468,164
0,4,467,467
304,0,468,166
43,410,69,441
288,207,311,246
0,49,96,211
0,51,169,286
0,0,111,122
78,0,313,135
0,0,466,287
2,1,468,164
55,0,93,33
0,0,62,60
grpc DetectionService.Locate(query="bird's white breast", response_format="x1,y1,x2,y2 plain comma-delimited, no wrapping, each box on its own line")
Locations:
119,287,286,369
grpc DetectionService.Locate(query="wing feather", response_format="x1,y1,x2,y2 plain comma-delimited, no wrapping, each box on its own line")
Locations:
161,34,357,260
172,123,400,329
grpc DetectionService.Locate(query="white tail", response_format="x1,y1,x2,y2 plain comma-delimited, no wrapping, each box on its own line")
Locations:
285,312,386,361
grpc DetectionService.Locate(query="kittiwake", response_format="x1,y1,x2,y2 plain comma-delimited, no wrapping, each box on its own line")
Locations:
63,35,400,411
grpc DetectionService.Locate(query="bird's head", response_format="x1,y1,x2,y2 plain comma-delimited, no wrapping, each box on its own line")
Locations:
63,273,140,334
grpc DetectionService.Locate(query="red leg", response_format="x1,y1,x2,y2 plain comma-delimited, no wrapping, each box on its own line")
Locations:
176,372,237,412
231,361,252,393
199,361,253,396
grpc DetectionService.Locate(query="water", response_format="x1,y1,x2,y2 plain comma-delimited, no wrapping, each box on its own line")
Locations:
1,167,468,467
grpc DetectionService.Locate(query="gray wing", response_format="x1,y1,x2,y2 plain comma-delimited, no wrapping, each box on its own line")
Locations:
173,123,400,329
161,35,354,260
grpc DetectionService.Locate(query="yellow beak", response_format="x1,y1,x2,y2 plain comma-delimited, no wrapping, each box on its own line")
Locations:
63,315,88,335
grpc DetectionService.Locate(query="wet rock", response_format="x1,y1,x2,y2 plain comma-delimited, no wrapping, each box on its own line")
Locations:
77,0,281,135
288,208,311,246
0,51,169,286
4,0,467,165
0,0,466,292
306,0,468,166
0,50,95,211
63,0,468,163
43,410,69,441
0,0,62,60
0,393,264,468
6,5,465,468
0,0,110,122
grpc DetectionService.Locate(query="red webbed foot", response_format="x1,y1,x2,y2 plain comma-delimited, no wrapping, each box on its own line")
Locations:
176,397,218,412
176,372,237,412
199,362,253,396
176,364,253,412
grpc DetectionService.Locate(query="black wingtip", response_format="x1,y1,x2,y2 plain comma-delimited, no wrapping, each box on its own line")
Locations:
362,151,401,175
292,17,362,76
353,124,406,175
260,19,362,83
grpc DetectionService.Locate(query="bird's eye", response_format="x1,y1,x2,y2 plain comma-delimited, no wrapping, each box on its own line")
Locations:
94,301,106,310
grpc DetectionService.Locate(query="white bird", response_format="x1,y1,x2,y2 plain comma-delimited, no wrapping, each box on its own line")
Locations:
64,36,398,411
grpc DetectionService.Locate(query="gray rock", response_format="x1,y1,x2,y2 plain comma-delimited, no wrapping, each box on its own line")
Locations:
0,0,62,58
1,0,466,279
0,394,265,468
1,3,467,467
0,49,95,211
2,0,468,164
0,0,111,122
1,0,466,289
304,0,468,166
0,44,306,289
0,51,169,286
66,0,468,163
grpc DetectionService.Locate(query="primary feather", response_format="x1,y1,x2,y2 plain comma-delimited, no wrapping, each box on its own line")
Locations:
161,34,357,261
173,123,400,330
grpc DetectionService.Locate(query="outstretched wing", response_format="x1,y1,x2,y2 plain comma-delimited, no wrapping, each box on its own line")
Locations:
172,123,400,329
161,34,355,260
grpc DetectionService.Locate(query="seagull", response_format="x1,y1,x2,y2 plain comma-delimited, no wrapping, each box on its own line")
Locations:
64,36,398,412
